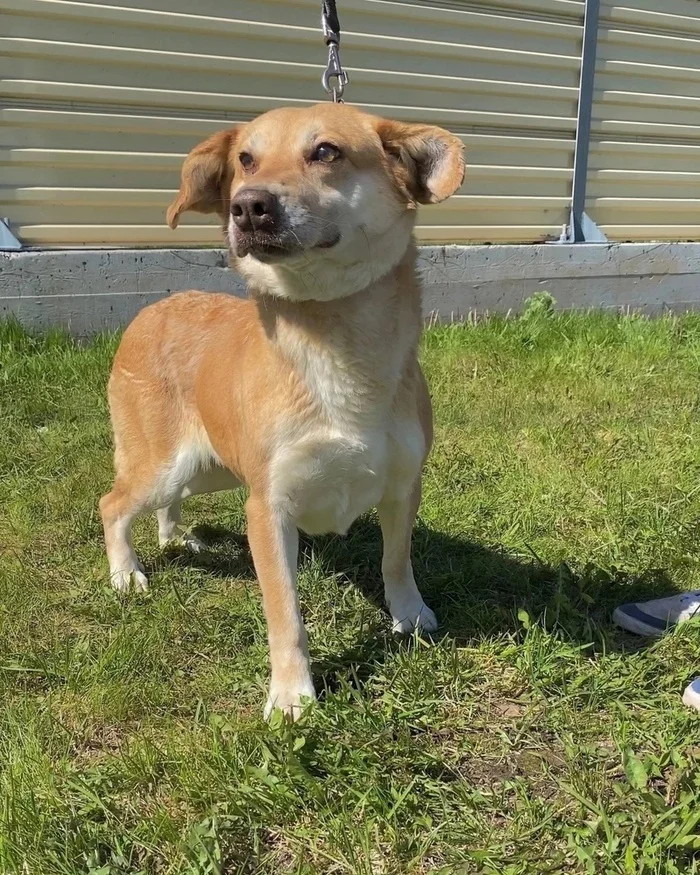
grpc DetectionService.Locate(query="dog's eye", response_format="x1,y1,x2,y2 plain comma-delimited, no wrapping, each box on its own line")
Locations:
311,143,341,163
239,152,255,170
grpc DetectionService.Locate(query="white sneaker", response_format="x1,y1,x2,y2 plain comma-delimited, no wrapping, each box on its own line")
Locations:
613,590,700,637
683,678,700,712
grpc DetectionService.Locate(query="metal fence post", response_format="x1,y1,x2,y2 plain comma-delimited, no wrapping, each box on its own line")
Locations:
0,219,22,251
569,0,606,242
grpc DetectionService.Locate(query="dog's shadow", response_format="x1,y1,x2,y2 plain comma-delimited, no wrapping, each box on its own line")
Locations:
165,515,674,681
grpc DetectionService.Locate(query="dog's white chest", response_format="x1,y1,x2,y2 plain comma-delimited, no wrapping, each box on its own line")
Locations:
267,325,424,534
269,427,388,535
269,416,424,535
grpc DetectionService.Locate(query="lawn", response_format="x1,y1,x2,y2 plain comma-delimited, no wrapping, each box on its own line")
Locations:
1,297,699,875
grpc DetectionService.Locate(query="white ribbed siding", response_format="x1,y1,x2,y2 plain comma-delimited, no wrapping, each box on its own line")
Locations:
1,0,583,247
587,0,700,240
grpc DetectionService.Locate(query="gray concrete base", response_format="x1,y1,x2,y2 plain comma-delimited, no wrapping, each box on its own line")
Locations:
2,243,700,335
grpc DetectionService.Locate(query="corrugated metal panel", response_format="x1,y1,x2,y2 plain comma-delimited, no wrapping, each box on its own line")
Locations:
588,0,700,240
0,0,583,247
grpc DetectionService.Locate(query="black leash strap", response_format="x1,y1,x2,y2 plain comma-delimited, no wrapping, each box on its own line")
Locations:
322,0,341,38
321,0,349,102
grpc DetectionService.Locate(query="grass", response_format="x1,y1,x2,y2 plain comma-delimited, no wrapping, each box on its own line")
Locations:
1,295,699,874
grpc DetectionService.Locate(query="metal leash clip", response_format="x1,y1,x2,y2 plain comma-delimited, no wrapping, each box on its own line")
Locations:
321,1,349,102
322,43,348,102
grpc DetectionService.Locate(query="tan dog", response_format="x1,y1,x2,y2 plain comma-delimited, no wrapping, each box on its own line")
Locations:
100,102,464,718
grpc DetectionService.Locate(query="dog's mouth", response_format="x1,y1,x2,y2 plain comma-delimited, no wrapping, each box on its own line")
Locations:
235,234,290,260
234,230,341,262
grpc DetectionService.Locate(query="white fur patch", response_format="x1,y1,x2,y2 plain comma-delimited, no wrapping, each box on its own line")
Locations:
270,429,387,535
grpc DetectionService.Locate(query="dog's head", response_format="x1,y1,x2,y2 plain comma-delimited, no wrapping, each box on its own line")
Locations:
167,103,464,300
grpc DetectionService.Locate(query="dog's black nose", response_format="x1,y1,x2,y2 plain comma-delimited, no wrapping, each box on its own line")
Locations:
231,189,280,233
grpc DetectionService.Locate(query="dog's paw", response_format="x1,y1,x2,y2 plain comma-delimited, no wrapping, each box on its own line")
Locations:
264,676,317,723
159,529,207,553
110,568,149,594
391,600,438,635
181,532,206,553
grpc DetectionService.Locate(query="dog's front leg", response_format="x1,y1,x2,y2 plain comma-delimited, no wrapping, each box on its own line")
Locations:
378,480,438,635
246,494,316,720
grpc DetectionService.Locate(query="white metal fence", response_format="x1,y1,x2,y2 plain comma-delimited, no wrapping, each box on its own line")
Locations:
1,0,700,249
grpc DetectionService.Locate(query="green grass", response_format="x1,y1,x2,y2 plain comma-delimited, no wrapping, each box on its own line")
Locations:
1,297,699,874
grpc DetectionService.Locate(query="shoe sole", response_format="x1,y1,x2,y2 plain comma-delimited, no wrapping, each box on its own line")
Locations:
612,605,669,637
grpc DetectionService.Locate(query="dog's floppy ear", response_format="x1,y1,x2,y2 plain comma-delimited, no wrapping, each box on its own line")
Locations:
375,119,465,205
167,126,244,229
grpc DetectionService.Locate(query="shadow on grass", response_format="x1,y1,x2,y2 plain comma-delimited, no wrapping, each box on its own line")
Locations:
165,516,672,657
311,518,675,650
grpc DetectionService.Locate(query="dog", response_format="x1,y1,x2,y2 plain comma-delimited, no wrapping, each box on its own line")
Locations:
100,102,464,719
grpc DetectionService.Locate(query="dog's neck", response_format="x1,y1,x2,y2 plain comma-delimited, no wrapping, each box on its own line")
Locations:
251,243,423,419
252,241,421,338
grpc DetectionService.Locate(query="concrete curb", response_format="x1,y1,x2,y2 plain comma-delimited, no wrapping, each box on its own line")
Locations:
2,243,700,335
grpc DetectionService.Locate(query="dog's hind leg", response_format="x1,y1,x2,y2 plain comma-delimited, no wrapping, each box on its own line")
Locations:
100,419,189,593
155,462,241,551
100,482,151,594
